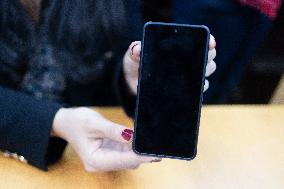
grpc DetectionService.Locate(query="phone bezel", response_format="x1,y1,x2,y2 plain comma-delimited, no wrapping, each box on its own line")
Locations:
133,22,210,161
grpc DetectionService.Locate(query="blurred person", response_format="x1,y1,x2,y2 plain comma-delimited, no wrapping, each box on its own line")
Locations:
173,0,282,103
0,0,216,172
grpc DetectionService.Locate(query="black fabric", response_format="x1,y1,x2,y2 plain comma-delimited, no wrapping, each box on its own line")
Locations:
0,0,67,171
34,0,143,106
0,86,67,171
114,0,143,118
173,0,273,103
0,0,142,171
0,0,34,89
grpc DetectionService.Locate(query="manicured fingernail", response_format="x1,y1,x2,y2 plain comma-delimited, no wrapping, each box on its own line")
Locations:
131,43,139,56
123,129,133,134
151,159,162,163
121,132,131,141
121,129,133,141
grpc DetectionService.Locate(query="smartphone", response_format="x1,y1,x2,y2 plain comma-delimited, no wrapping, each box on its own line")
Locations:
133,22,210,160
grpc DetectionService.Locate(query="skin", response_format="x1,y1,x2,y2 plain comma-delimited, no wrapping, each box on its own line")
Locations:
124,35,217,94
52,36,217,172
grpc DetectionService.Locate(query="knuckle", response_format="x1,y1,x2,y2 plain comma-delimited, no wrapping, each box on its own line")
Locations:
209,61,216,73
76,107,90,113
208,49,216,60
204,80,209,88
106,124,121,138
83,162,96,173
212,61,217,70
206,60,216,77
211,49,216,57
88,155,98,166
84,156,99,173
81,116,93,128
102,123,113,134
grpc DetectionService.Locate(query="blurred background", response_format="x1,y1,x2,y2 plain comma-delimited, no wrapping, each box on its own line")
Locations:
19,0,284,105
142,0,284,104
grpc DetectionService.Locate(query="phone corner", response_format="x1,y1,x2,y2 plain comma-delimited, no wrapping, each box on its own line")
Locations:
200,25,210,33
183,149,198,161
191,148,198,160
143,21,153,30
132,143,142,155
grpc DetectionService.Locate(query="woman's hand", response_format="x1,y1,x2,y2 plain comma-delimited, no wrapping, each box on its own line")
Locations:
123,35,217,94
52,107,160,172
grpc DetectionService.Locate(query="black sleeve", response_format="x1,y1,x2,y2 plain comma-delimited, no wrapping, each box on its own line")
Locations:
0,86,67,171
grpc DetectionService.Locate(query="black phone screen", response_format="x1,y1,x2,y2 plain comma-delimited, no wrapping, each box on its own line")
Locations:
134,23,209,159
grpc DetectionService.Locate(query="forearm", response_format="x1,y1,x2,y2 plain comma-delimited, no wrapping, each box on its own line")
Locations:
0,86,67,171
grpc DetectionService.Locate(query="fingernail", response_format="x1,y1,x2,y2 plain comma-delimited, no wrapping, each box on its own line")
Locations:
121,129,133,141
151,159,162,163
131,47,134,56
131,43,139,56
123,129,133,134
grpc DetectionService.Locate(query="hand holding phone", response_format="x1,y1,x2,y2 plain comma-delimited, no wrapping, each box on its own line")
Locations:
123,28,216,96
133,22,213,160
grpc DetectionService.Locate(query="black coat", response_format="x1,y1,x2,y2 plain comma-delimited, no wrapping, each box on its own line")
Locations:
0,0,140,171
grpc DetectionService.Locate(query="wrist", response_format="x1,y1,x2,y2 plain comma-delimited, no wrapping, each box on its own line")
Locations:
51,108,70,140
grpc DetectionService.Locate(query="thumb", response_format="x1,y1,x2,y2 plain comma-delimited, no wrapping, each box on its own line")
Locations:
98,120,134,143
128,41,141,62
88,149,161,172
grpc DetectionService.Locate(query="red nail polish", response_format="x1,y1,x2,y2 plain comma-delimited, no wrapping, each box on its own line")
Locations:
123,129,133,134
121,131,132,141
122,129,133,141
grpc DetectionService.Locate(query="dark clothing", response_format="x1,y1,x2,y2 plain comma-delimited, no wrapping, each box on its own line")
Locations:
173,0,273,103
0,0,140,171
0,86,66,170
